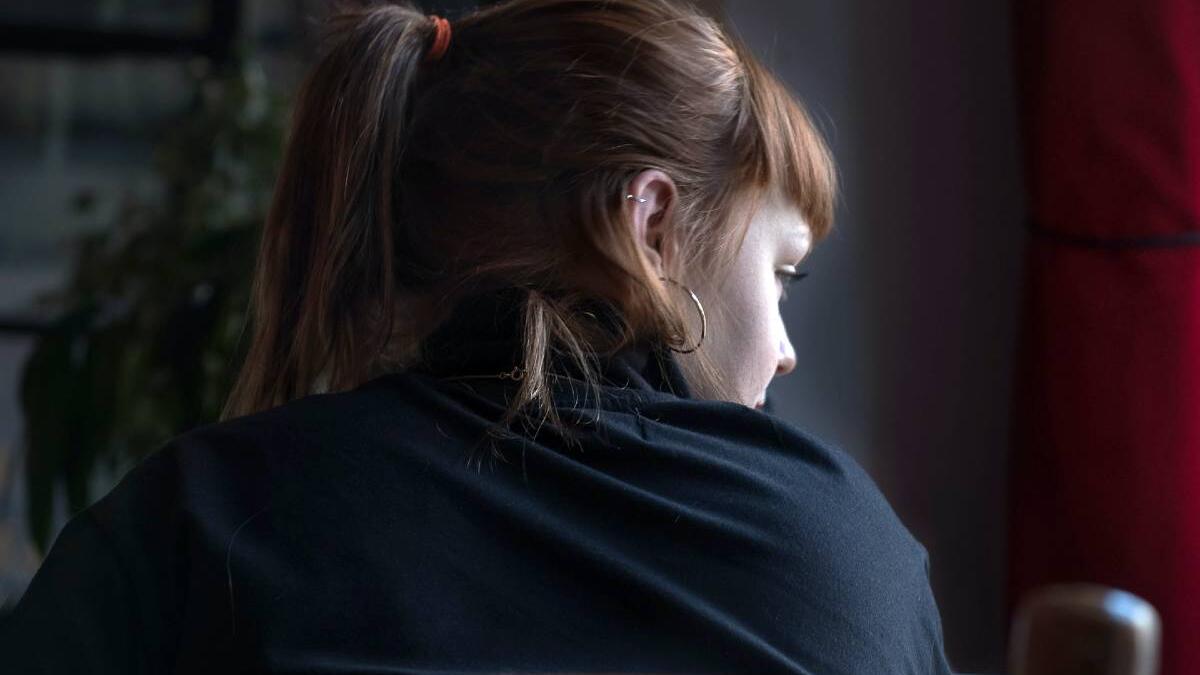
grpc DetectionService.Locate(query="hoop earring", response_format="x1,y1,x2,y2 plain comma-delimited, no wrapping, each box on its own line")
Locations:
659,276,707,354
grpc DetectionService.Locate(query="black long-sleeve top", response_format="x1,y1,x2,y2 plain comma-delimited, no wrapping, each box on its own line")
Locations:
0,286,955,674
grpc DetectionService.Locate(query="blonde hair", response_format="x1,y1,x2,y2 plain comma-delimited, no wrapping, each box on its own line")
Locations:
222,0,837,451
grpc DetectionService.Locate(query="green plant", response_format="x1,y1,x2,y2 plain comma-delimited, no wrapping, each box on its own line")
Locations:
19,52,288,554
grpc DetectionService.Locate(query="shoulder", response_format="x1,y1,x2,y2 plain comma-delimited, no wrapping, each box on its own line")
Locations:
96,372,459,527
617,398,949,670
5,381,426,668
632,395,931,584
129,372,431,491
635,395,911,517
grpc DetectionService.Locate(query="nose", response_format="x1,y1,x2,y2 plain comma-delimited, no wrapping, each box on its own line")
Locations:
776,335,796,376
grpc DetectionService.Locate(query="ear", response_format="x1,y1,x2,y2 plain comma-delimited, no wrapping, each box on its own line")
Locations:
625,169,679,278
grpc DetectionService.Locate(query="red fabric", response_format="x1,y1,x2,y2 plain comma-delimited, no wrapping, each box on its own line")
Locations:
1013,0,1200,238
1007,1,1200,673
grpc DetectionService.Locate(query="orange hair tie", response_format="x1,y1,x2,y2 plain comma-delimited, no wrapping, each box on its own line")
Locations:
425,15,452,63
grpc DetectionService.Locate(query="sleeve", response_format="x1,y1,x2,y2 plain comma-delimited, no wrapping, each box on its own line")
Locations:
918,543,958,675
0,510,138,674
0,444,186,674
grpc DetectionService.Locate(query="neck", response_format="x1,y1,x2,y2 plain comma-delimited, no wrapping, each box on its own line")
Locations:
411,284,693,402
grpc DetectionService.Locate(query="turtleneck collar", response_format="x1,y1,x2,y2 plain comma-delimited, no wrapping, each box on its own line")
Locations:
409,285,694,405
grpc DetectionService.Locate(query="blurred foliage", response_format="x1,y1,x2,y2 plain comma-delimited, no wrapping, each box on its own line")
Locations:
19,51,288,554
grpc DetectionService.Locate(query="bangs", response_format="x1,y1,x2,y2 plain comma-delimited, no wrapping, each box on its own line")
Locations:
735,57,838,241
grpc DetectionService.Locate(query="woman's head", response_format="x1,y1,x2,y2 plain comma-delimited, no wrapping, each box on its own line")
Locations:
223,0,837,429
623,169,813,411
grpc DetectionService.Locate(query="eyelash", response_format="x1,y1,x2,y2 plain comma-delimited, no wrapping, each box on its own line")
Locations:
777,270,809,300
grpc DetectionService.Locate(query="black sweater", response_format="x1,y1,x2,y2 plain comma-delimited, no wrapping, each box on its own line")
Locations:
1,287,955,674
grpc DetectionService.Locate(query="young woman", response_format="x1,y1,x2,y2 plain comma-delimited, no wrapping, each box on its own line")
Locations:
1,0,956,672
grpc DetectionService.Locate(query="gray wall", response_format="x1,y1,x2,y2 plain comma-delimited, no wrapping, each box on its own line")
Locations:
720,1,1027,672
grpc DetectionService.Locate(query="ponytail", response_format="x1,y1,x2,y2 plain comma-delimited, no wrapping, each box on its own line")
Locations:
222,1,434,420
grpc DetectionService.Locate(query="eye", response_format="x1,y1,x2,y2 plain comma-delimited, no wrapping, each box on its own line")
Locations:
776,269,809,301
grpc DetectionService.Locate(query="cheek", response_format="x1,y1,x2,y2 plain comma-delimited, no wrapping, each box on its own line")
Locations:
712,269,775,339
706,271,782,394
